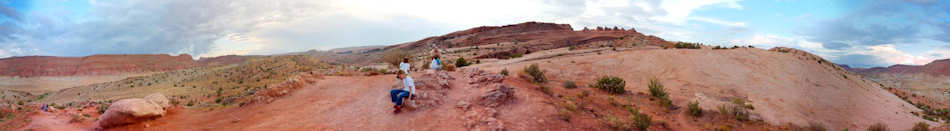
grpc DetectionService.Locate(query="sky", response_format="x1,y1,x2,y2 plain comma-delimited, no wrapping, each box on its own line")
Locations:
0,0,948,68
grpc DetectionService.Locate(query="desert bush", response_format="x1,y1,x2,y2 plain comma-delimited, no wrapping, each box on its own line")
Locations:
382,49,411,67
608,96,621,107
806,122,826,131
455,57,471,67
70,113,85,123
628,106,652,131
444,64,457,71
539,86,554,96
688,101,702,117
605,115,631,130
867,123,887,131
17,101,23,105
216,88,223,97
647,78,672,108
717,105,729,115
593,76,625,94
563,81,577,89
98,104,109,114
648,78,667,98
510,52,524,58
186,101,195,106
733,98,755,110
500,68,509,76
557,100,578,121
911,122,929,131
523,64,546,83
673,42,702,49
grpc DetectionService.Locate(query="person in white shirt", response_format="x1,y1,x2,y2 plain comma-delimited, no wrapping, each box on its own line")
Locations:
399,58,411,74
389,70,415,113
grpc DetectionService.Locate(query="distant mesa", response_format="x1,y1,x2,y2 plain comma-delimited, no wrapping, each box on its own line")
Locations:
0,54,252,77
847,58,950,76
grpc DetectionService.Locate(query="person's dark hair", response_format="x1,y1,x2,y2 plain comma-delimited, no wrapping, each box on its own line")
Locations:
403,58,409,63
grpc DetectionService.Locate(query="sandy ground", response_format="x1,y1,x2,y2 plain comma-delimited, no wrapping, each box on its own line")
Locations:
470,47,934,130
11,47,941,131
0,73,155,94
109,74,579,130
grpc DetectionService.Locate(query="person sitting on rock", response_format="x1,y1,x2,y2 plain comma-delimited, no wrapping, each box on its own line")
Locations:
429,50,442,70
399,58,411,74
390,70,416,113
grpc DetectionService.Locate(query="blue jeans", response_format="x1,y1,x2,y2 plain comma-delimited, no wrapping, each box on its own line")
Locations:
390,89,410,106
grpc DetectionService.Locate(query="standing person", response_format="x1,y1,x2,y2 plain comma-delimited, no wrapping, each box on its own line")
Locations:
399,58,411,74
389,70,415,113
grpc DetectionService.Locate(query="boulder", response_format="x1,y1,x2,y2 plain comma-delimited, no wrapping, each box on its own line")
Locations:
479,84,515,107
97,98,166,128
144,93,170,109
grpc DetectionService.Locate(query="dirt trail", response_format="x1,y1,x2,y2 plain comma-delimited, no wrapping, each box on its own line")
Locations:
115,73,571,130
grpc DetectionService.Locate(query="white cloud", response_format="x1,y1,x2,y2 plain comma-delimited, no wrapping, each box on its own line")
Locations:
857,44,937,65
2,0,751,58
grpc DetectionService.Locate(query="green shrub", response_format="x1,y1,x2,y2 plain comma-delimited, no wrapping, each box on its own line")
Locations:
718,105,729,115
605,115,631,130
216,88,223,96
539,86,553,96
563,81,577,89
733,98,754,110
647,78,672,108
17,101,23,105
509,52,524,59
688,101,702,117
806,122,826,131
648,78,667,98
500,69,509,76
673,42,702,49
911,122,929,131
455,57,471,67
98,104,109,114
593,76,625,94
628,107,652,131
867,123,887,131
524,64,546,83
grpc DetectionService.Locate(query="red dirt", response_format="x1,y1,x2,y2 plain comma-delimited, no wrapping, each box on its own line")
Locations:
0,54,254,77
109,73,574,130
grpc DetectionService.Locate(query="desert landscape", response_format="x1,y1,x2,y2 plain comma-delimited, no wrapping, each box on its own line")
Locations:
0,21,947,131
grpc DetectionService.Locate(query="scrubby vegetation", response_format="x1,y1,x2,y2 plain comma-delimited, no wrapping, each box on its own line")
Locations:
673,42,702,49
628,106,652,131
382,49,411,67
867,123,887,131
455,57,471,67
563,81,577,89
688,101,702,117
911,122,929,131
647,78,672,107
523,64,546,83
806,122,826,131
500,68,509,76
593,76,625,94
539,85,553,96
717,98,753,121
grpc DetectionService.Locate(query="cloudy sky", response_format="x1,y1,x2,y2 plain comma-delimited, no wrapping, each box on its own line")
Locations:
0,0,948,68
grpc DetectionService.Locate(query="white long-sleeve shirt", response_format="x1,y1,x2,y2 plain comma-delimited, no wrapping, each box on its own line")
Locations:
402,76,416,94
399,62,411,73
